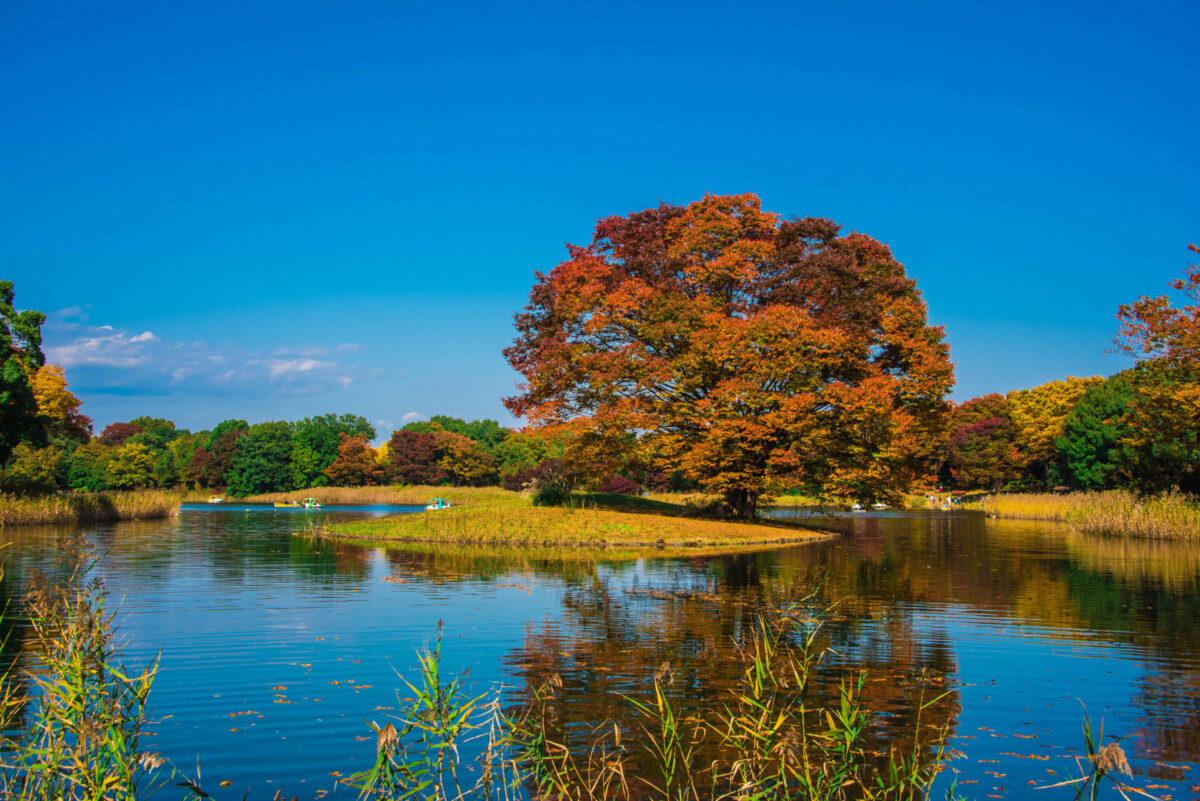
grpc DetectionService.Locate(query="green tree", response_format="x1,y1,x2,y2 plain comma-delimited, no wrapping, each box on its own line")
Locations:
162,432,204,488
1006,376,1104,481
1055,373,1136,490
0,443,63,494
290,413,376,489
105,442,156,489
0,281,47,462
65,443,114,491
199,420,249,488
493,430,556,479
227,421,294,496
403,416,510,453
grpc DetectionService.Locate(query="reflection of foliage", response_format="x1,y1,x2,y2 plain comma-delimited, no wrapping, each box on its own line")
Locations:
351,603,955,801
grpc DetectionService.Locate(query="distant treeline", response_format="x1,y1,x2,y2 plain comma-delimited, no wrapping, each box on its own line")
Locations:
940,366,1197,494
1,410,581,497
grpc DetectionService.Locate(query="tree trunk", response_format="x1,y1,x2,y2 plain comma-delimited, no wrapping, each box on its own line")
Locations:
724,488,758,519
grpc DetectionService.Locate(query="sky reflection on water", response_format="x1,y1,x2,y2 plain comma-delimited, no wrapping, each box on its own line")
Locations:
1,506,1197,799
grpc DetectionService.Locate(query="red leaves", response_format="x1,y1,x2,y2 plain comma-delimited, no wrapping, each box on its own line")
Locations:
505,194,954,512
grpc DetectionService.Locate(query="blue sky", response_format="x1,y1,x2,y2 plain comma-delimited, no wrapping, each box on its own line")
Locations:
4,0,1197,437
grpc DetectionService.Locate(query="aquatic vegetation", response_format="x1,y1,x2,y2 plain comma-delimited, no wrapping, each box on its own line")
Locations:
0,490,181,527
350,598,957,801
0,542,162,799
966,490,1200,539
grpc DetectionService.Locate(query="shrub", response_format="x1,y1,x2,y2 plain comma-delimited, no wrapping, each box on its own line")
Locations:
596,474,641,495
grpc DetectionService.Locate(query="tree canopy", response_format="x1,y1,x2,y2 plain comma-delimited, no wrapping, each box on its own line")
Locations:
0,281,47,462
505,194,954,515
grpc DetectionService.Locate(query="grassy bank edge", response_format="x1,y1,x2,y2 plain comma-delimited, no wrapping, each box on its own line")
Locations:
0,490,182,527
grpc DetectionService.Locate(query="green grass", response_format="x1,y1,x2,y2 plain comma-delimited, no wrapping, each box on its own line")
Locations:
323,491,831,548
0,490,182,527
965,490,1200,540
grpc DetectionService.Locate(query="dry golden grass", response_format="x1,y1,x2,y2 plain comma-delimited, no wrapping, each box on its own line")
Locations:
968,491,1200,540
322,492,830,548
0,490,182,527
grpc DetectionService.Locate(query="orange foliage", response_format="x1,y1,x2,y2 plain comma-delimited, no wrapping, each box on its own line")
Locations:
505,194,953,515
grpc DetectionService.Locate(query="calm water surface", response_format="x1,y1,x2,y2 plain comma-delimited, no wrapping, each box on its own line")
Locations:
1,504,1198,799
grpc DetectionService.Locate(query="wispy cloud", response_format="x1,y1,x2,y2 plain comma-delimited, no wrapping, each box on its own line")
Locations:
43,318,376,398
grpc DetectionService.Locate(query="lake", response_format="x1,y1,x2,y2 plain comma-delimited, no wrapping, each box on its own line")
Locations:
1,504,1197,799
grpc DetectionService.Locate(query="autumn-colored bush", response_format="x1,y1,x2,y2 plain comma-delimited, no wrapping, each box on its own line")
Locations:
596,474,641,495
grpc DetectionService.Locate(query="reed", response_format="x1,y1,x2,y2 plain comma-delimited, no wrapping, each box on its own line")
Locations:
350,595,957,801
0,539,166,799
967,491,1200,540
0,490,182,528
324,494,830,548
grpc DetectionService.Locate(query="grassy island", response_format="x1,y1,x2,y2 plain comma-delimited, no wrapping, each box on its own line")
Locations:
319,488,832,549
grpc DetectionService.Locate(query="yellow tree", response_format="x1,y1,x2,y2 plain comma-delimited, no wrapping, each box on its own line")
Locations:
31,364,93,444
1006,376,1103,481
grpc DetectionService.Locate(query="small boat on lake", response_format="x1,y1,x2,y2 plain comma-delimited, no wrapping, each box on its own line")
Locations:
426,498,451,511
302,497,322,509
208,495,224,504
274,500,301,508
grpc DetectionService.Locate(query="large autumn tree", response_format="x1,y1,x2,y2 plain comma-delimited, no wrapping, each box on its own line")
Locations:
504,194,954,516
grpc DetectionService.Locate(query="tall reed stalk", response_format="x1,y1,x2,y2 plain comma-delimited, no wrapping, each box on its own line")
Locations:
350,595,956,801
968,491,1199,540
0,538,164,799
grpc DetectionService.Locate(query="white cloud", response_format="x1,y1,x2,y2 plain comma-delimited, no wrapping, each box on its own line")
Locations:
46,331,152,368
265,358,333,379
400,411,425,423
42,319,373,398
